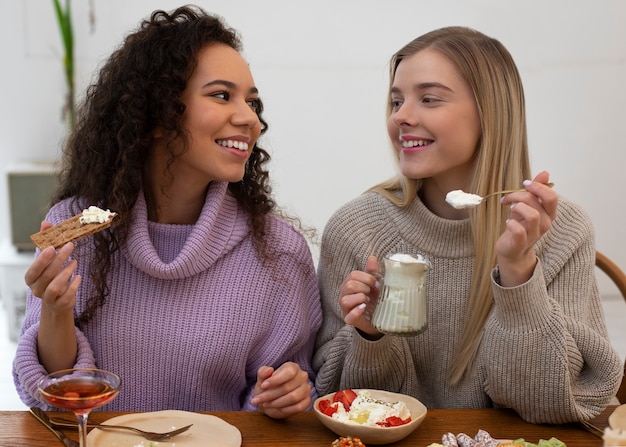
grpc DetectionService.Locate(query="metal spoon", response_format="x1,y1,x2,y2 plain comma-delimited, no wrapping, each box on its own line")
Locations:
446,182,554,209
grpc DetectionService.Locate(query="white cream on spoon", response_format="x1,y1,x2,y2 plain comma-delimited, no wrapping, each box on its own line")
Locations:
445,182,555,209
445,190,483,209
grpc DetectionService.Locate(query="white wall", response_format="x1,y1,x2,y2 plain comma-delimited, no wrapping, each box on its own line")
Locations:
1,0,625,294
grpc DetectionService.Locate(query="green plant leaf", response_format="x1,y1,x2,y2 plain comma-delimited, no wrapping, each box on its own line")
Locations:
52,0,75,128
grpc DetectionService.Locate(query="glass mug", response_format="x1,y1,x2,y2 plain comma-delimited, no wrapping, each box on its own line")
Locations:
371,253,430,336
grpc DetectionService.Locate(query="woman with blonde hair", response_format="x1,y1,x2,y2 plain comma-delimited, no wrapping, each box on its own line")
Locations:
313,26,622,423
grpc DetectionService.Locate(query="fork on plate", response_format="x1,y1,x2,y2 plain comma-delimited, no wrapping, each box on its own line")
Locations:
40,408,193,442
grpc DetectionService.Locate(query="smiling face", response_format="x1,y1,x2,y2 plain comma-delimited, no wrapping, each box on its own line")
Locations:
167,43,262,188
387,49,481,191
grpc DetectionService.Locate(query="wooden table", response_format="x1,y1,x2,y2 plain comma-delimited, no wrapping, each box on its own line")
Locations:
0,408,607,446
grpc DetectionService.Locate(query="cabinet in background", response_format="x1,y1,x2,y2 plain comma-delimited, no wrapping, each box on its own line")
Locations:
0,241,32,341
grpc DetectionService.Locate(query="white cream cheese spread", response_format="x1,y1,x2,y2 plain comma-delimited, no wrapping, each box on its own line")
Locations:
79,206,115,224
445,190,483,209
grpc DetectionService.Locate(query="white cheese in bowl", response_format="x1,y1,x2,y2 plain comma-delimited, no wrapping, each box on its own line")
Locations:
332,390,411,427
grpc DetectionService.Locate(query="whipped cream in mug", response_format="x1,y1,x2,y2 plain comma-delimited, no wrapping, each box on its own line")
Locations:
371,253,429,336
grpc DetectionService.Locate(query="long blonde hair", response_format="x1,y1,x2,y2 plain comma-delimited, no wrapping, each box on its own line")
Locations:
371,27,531,385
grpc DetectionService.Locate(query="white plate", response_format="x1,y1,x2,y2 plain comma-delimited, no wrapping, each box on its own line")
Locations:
86,410,241,447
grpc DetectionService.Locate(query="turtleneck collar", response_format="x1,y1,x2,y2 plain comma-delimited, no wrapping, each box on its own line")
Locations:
122,181,249,279
375,191,474,259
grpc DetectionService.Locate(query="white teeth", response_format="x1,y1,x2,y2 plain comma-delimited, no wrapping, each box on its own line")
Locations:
401,139,430,148
216,139,249,151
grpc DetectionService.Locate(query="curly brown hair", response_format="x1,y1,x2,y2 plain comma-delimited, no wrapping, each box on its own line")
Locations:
54,5,276,325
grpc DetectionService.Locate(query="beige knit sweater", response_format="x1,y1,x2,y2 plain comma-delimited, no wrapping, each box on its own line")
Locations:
313,191,623,424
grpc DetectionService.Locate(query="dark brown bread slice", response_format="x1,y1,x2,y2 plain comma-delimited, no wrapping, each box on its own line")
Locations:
30,213,116,250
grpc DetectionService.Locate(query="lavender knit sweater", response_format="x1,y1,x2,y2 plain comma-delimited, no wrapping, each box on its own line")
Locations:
14,181,322,412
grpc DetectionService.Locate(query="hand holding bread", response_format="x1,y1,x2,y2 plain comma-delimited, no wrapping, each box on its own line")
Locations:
30,206,117,250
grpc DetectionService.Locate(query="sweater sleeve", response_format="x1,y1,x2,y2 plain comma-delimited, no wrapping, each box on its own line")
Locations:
313,200,414,396
12,200,98,409
12,292,97,409
481,202,623,423
242,219,323,410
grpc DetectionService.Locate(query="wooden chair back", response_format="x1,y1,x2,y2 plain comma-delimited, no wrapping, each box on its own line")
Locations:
596,251,626,404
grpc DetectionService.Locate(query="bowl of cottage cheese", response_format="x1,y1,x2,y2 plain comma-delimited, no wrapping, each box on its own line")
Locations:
314,389,427,444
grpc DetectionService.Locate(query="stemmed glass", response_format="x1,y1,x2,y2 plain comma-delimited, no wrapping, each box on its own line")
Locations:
38,368,121,447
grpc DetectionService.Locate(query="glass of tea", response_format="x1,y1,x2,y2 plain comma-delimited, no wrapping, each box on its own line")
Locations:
38,368,121,447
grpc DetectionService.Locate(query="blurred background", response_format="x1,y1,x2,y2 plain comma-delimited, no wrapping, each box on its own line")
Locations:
1,0,625,409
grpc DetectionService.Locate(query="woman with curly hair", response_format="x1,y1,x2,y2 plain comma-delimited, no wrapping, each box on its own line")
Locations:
313,26,622,423
14,5,321,418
